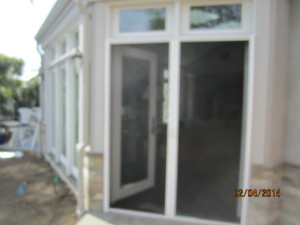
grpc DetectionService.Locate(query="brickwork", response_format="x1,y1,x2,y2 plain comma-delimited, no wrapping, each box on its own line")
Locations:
87,153,104,212
280,164,300,225
248,165,282,225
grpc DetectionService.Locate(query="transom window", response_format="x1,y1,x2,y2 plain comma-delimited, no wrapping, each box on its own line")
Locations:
190,4,242,30
120,8,166,32
111,4,171,36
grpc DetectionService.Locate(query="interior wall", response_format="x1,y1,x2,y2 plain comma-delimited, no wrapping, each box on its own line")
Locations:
284,0,300,166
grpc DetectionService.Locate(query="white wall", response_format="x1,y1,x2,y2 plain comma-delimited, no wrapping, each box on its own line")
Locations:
284,0,300,166
251,0,289,166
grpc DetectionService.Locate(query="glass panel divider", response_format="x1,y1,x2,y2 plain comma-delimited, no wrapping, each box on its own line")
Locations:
165,39,180,218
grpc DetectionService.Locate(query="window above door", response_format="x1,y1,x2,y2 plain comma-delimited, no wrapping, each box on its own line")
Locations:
111,3,173,37
181,0,252,35
109,0,252,40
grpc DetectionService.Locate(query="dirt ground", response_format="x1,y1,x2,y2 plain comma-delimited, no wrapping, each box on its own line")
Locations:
0,152,78,225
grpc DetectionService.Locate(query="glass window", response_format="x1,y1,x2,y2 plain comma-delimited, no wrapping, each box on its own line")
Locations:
74,65,79,167
59,40,67,55
73,31,79,48
50,48,55,61
190,4,241,30
51,72,56,149
120,8,166,32
61,68,67,157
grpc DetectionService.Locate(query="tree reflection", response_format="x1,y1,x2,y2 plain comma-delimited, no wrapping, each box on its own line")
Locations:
191,5,241,29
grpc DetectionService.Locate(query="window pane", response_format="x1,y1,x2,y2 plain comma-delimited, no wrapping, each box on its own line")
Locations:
50,48,55,61
190,4,241,30
51,73,56,149
60,40,67,55
61,68,67,156
177,42,246,223
74,67,79,167
121,55,150,185
73,31,79,48
120,8,165,32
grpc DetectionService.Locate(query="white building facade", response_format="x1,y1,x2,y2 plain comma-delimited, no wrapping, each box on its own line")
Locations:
36,0,299,224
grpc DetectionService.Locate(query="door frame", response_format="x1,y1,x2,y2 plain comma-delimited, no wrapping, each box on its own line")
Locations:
110,46,158,202
103,1,254,225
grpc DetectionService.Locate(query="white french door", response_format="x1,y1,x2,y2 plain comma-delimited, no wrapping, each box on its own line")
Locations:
111,46,158,203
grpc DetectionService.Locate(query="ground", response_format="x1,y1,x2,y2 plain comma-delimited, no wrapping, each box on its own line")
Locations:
0,152,77,225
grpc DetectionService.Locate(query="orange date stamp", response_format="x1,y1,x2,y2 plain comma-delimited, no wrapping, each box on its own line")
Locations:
233,189,281,197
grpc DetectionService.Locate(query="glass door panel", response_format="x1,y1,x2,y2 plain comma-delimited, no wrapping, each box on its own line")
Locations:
176,42,247,223
110,44,169,214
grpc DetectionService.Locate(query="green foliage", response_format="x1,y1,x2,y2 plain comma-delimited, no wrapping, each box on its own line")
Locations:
149,9,165,30
0,54,23,76
0,53,39,119
16,76,39,109
0,54,24,118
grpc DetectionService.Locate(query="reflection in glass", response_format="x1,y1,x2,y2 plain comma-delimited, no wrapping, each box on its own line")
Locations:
111,44,169,214
121,56,150,186
120,8,165,32
177,42,246,223
190,5,241,29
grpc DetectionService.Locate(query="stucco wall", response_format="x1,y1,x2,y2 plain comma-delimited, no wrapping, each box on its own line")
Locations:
284,0,300,166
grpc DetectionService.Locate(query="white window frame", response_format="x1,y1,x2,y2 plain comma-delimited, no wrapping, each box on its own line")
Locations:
110,3,173,38
46,24,81,179
104,1,254,225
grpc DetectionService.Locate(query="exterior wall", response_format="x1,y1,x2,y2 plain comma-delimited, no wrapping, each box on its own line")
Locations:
248,0,289,224
251,0,289,166
90,2,107,154
284,0,300,167
280,165,300,225
281,1,300,224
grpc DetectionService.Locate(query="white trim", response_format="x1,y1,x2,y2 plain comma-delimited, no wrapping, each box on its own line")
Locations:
103,39,111,213
240,35,255,225
165,40,180,218
36,3,81,48
165,0,180,218
108,34,250,45
109,208,239,225
49,49,77,68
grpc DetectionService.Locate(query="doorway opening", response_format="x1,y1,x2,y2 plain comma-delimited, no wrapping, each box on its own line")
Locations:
110,41,247,224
